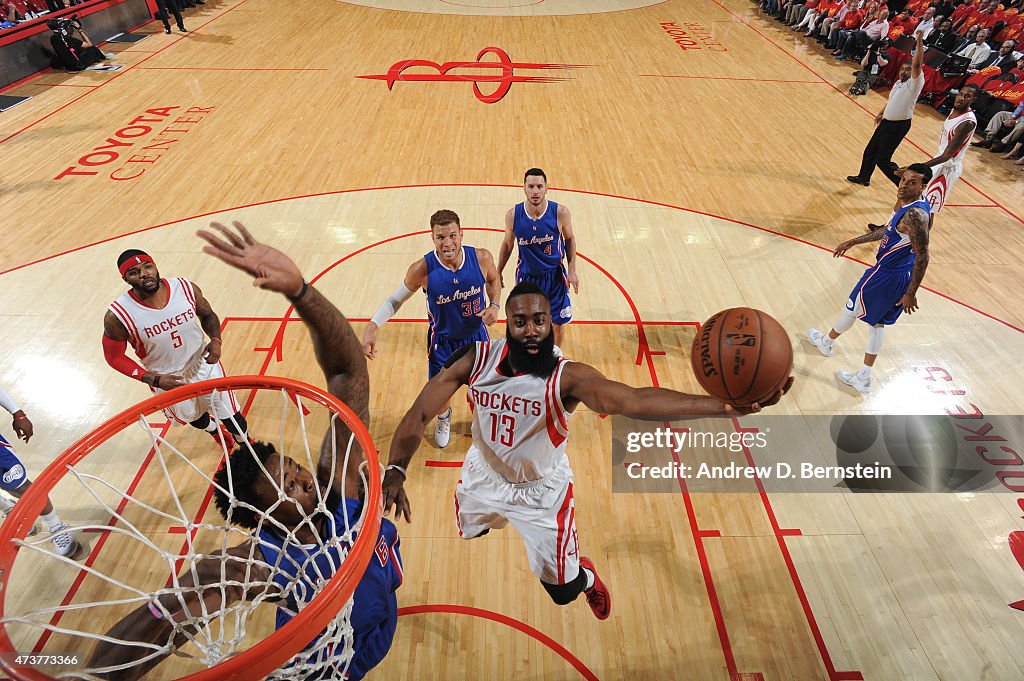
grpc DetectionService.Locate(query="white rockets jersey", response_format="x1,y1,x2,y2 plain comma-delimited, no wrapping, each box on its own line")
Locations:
935,109,976,168
467,339,571,483
108,278,206,375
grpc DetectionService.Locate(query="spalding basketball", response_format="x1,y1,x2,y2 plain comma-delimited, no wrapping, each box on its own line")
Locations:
690,308,793,406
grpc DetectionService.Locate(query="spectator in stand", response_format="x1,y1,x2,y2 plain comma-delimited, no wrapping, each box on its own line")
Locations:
794,0,830,33
888,9,919,39
814,0,852,40
955,28,993,70
933,0,957,22
848,30,926,186
825,0,867,48
836,8,891,60
926,17,959,53
975,39,1020,70
914,7,938,40
786,0,819,27
973,100,1024,158
951,0,984,32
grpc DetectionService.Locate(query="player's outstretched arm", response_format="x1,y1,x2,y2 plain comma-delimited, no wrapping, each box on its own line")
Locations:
383,346,476,522
89,543,271,681
560,362,792,420
362,260,425,359
197,222,369,496
833,226,887,257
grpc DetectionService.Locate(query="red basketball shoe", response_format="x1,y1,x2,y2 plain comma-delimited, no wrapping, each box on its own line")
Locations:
580,557,611,620
210,423,235,449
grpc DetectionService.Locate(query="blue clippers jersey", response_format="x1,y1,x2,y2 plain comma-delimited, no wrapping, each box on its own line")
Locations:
513,201,564,275
875,198,930,271
425,246,487,341
257,497,403,675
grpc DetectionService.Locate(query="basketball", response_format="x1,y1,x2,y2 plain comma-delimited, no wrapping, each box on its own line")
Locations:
690,307,793,406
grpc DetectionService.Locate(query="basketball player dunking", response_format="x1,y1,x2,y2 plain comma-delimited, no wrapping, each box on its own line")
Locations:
102,250,248,447
904,84,978,225
362,210,501,449
90,223,402,681
808,163,933,395
496,168,579,347
383,282,792,620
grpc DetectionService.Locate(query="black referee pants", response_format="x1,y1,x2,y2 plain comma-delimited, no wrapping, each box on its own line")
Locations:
855,118,912,186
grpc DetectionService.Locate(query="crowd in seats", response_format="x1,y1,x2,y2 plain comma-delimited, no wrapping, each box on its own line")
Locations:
1,0,204,32
757,0,1024,170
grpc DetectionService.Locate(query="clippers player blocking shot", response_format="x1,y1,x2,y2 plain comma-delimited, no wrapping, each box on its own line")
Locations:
102,249,248,448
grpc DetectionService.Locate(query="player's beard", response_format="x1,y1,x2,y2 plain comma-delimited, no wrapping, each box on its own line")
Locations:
506,329,558,378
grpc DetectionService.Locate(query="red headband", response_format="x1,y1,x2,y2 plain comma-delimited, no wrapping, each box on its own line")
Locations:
118,254,155,277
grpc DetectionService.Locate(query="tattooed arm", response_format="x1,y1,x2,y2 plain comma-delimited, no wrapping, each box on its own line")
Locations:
833,225,887,258
196,221,370,497
898,206,930,314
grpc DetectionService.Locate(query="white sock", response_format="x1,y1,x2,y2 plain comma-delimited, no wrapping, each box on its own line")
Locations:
205,420,219,433
0,495,15,513
41,510,63,532
438,408,452,422
856,365,873,379
582,567,595,590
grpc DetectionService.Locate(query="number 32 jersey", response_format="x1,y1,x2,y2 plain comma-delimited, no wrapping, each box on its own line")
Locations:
108,277,206,375
467,339,572,483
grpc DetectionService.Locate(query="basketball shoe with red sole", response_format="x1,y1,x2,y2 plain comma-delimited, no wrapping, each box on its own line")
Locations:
210,424,236,449
580,556,611,620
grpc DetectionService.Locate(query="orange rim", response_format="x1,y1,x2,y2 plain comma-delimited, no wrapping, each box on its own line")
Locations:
0,375,383,681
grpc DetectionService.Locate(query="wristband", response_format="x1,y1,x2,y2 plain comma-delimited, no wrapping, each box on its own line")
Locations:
151,375,161,389
288,281,309,303
12,412,28,421
148,600,164,620
489,302,500,309
386,464,408,479
209,338,222,345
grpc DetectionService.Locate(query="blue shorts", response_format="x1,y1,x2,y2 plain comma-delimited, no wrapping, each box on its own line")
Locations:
428,325,490,378
0,433,28,493
516,265,572,325
847,266,912,326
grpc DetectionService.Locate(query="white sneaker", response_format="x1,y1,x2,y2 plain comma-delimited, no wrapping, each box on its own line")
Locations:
837,370,872,395
1,510,38,536
435,414,451,449
50,523,80,558
807,328,835,357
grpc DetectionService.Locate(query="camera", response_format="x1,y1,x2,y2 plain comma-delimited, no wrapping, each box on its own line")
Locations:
47,14,81,35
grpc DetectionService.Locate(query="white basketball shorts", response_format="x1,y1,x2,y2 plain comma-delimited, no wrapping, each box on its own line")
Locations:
156,360,239,425
454,446,580,585
923,161,962,214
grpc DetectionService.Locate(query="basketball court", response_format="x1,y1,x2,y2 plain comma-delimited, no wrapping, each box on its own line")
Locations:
1,1,1023,679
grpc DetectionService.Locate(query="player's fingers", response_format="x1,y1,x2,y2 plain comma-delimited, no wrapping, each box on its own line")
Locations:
208,224,246,254
215,223,246,250
781,376,795,394
232,221,256,245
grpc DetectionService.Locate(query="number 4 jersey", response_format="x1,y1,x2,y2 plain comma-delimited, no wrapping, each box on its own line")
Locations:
108,277,207,375
466,338,572,483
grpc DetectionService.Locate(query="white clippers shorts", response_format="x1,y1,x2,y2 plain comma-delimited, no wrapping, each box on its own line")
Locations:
923,161,962,214
157,360,239,425
454,446,580,585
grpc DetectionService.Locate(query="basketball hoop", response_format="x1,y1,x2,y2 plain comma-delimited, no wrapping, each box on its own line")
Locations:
0,376,382,681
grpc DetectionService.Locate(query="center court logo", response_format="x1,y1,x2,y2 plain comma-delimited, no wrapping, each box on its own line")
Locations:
357,47,587,104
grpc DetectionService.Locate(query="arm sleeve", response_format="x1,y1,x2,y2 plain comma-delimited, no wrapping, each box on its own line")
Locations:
370,282,416,328
102,335,148,382
0,386,20,415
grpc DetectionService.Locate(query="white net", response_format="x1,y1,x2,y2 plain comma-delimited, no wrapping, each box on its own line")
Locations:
0,381,377,681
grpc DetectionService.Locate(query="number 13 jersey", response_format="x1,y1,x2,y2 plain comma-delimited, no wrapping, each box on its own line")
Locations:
466,338,571,483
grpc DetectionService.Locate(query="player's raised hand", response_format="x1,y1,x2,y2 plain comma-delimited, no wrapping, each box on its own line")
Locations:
725,376,795,416
11,411,33,443
382,470,411,523
155,374,187,390
198,222,304,298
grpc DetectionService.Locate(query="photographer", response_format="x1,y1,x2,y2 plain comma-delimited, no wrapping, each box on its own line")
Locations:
850,38,891,95
48,16,113,71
